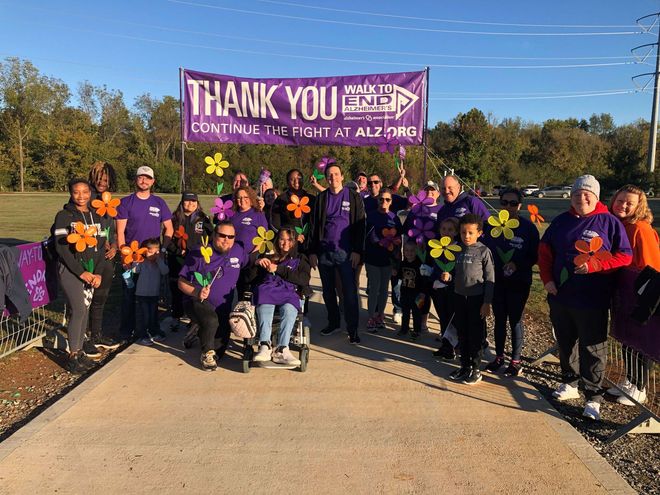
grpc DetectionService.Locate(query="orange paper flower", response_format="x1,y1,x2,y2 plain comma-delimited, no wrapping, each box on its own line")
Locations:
286,194,311,219
66,222,98,253
91,191,121,217
120,240,148,265
527,204,544,227
174,225,189,251
573,236,612,271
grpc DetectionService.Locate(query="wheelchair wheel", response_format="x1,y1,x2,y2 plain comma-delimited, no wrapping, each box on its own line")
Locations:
242,341,254,374
242,359,251,373
298,347,309,372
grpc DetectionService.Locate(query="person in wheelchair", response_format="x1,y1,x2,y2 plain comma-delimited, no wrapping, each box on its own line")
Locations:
244,227,311,365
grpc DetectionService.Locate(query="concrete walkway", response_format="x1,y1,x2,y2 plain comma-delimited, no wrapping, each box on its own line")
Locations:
0,277,635,494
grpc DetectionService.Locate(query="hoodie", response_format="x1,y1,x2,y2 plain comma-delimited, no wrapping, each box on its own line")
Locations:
538,202,632,309
52,202,109,278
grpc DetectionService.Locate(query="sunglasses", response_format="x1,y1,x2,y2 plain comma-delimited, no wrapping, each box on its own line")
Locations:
367,180,381,185
214,233,236,239
379,197,392,203
500,199,520,207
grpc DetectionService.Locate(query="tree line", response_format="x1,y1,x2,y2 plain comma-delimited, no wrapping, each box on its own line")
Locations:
0,57,656,194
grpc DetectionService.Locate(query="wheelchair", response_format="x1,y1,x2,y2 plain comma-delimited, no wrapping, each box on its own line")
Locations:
241,299,311,373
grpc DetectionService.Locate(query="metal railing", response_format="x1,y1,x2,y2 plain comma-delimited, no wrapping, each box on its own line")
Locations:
0,306,48,359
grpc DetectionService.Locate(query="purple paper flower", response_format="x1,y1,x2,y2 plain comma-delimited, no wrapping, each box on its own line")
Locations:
210,198,234,221
258,168,271,185
378,131,399,155
316,156,336,173
399,145,406,161
408,190,433,215
408,218,435,246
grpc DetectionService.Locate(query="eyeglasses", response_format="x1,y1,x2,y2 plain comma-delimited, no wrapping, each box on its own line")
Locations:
500,199,520,207
214,233,235,239
367,180,381,185
379,198,392,203
236,196,250,201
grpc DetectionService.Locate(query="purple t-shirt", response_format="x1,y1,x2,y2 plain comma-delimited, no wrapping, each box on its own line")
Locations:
179,243,248,309
541,209,632,309
436,192,491,224
231,208,269,252
116,193,172,245
322,187,351,252
253,257,302,310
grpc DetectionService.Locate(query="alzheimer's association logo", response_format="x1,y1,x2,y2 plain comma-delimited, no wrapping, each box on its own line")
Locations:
342,83,419,119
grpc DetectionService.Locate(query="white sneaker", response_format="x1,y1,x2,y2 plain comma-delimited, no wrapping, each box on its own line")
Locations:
552,383,580,401
272,346,301,366
606,378,632,397
253,344,272,362
200,350,217,371
393,312,402,325
617,385,647,406
582,401,601,421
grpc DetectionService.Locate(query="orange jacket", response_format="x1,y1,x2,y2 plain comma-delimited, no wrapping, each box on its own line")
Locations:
625,221,660,271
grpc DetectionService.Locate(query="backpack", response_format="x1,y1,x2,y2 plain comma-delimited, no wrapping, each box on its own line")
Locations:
229,299,257,338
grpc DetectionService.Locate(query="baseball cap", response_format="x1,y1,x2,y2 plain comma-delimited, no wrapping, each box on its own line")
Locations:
424,180,440,191
136,166,154,179
182,191,198,201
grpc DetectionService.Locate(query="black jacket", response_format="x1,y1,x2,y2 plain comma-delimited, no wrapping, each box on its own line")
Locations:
52,202,109,278
309,186,366,257
0,245,32,322
243,253,312,298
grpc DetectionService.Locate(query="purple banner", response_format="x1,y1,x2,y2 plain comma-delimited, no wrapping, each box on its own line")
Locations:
4,242,55,315
182,69,426,147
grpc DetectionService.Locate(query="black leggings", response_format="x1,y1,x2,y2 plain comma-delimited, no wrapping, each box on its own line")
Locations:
492,286,530,361
453,293,486,370
88,259,115,340
58,264,90,353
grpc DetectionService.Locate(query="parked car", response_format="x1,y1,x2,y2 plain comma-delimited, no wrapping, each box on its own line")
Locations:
491,185,509,196
522,184,540,196
533,186,572,199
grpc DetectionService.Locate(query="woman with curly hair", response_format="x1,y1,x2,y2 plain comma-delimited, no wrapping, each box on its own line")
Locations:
230,186,269,253
608,184,660,406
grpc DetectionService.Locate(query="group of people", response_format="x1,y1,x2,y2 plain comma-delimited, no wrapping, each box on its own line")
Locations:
51,159,658,422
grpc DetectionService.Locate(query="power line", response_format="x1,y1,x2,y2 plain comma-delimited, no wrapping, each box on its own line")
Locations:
430,88,638,96
167,0,641,36
10,20,637,70
256,0,639,29
430,90,641,101
5,4,639,60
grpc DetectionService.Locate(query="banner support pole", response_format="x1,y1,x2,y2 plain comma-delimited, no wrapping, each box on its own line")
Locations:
422,66,430,183
179,67,186,192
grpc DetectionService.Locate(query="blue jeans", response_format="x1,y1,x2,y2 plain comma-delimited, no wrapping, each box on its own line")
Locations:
318,250,359,336
136,296,161,339
256,303,298,348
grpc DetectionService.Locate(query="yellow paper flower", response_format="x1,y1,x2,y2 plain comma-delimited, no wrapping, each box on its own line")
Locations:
204,152,230,177
252,226,275,254
428,236,462,261
200,235,213,264
488,210,520,240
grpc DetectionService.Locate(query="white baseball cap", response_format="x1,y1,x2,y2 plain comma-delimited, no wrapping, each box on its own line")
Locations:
136,166,154,179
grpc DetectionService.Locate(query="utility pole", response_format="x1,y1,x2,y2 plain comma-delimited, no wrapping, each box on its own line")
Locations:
648,25,660,172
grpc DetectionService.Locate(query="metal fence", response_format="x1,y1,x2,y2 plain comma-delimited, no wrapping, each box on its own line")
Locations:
0,306,49,359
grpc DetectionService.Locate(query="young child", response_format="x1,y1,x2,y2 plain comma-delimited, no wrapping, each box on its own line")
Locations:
395,240,430,340
431,217,460,359
443,214,495,385
134,238,169,345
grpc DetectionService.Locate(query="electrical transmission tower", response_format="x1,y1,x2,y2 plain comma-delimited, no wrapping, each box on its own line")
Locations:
633,13,660,173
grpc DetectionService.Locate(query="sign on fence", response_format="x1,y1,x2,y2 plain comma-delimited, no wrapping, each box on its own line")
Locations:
3,242,56,316
182,69,427,147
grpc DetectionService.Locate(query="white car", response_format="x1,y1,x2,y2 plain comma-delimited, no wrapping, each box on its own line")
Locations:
522,185,540,196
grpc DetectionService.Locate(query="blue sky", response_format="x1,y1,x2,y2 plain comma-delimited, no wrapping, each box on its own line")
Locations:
2,0,660,127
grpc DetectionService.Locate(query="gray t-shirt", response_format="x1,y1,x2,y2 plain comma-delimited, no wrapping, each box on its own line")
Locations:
453,242,495,303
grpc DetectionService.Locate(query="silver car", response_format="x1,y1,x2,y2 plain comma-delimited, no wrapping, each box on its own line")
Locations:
533,186,572,199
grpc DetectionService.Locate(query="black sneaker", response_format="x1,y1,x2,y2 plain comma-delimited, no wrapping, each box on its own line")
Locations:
463,369,482,385
396,329,408,336
433,343,456,360
448,367,471,381
484,357,505,374
503,362,523,377
82,340,102,359
95,336,121,350
66,352,95,374
410,330,419,341
320,326,339,336
349,335,361,345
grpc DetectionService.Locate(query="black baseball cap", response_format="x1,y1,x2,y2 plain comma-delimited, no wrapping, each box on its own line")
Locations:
182,191,198,201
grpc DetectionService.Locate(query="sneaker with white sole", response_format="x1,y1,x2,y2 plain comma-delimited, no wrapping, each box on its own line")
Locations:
393,312,402,325
138,337,154,346
617,385,647,406
582,401,601,420
552,383,580,401
606,379,632,397
200,350,217,371
253,343,272,362
272,346,301,366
